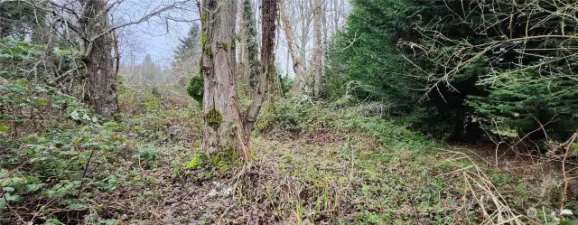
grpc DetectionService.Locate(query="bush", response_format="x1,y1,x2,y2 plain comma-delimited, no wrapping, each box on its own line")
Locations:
186,75,203,104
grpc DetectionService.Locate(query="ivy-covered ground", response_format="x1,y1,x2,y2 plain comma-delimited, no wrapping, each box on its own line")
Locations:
0,84,573,225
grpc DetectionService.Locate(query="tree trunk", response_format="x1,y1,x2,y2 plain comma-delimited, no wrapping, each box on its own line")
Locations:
83,0,119,119
201,0,248,159
242,0,259,91
244,0,278,136
312,0,323,97
280,0,305,93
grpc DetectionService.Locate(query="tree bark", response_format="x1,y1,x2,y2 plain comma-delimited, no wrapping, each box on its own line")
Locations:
244,0,278,136
280,0,305,93
242,0,259,91
312,0,323,97
298,0,310,72
201,0,248,159
83,0,119,119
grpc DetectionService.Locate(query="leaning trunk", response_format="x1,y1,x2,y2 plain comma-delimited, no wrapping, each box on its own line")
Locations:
280,0,305,93
201,0,248,159
84,0,119,119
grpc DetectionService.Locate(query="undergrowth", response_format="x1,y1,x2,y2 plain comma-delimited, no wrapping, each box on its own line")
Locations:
1,85,575,224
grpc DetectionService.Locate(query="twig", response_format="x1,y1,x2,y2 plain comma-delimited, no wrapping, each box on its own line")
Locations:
561,132,578,211
78,150,95,194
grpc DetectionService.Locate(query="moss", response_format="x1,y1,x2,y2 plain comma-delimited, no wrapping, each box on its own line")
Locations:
186,75,204,103
185,152,207,170
201,33,207,47
230,39,236,50
206,107,223,130
204,46,212,57
210,147,239,171
201,11,207,22
217,41,228,51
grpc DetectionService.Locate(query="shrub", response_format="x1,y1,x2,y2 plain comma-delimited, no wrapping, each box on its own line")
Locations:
186,75,203,104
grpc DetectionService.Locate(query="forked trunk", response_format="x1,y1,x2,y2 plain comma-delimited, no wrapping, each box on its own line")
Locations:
244,0,278,136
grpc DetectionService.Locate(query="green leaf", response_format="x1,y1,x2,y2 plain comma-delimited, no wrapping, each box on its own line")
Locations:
43,218,62,225
5,193,23,203
70,110,80,120
37,97,48,106
17,80,28,87
100,219,119,225
0,199,6,209
25,183,43,193
67,203,88,210
56,187,69,197
186,153,205,170
44,190,56,198
2,187,15,192
0,123,8,133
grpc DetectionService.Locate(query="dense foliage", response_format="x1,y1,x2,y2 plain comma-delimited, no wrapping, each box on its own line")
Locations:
329,0,578,144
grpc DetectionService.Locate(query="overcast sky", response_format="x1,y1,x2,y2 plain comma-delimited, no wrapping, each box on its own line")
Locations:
111,0,349,77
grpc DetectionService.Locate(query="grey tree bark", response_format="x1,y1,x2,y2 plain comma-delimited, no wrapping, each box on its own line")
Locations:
201,0,247,157
244,0,277,136
82,0,119,119
280,0,305,93
201,0,277,160
312,0,323,97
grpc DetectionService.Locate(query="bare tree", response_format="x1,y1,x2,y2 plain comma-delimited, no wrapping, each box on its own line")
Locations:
19,0,194,118
280,0,304,92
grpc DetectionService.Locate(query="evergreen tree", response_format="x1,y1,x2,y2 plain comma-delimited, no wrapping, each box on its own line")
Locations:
174,23,201,61
171,23,201,86
140,54,160,84
329,0,578,142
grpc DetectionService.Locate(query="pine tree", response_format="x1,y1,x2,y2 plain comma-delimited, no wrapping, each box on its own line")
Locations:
140,54,160,84
174,23,201,61
171,23,201,86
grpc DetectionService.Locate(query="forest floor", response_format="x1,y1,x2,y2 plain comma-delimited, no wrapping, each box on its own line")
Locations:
1,87,572,225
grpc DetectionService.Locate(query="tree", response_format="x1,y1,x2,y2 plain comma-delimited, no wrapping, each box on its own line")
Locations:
280,0,305,92
171,23,202,87
0,1,45,42
312,0,322,97
175,22,201,61
241,0,259,90
330,0,578,143
81,0,119,119
200,0,278,160
140,54,161,84
20,0,193,119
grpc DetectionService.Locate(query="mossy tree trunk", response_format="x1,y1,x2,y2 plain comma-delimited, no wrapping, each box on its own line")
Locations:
244,0,278,136
200,0,278,161
241,0,259,91
201,0,248,159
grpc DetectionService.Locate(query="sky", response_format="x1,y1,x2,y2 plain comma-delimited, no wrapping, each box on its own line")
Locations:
110,0,350,77
112,0,198,68
111,0,296,77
